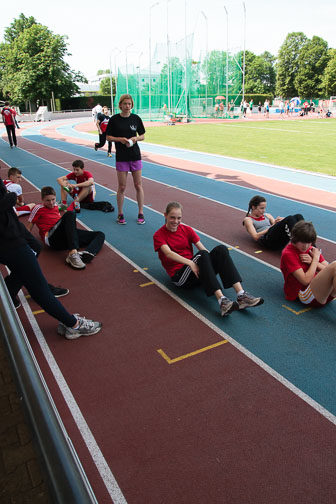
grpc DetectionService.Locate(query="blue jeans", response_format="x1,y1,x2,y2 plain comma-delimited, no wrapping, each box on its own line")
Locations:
1,244,76,327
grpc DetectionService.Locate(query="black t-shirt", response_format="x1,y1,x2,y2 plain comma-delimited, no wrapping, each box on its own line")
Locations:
106,113,145,161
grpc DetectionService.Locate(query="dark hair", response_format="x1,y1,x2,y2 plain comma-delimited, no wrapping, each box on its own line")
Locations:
8,167,22,177
242,195,266,226
246,195,266,216
4,101,9,106
165,201,183,214
41,186,56,199
290,221,317,244
72,159,84,169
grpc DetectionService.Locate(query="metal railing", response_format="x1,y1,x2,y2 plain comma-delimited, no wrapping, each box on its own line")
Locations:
0,275,98,504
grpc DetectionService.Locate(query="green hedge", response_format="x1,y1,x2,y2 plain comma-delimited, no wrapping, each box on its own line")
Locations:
59,95,114,111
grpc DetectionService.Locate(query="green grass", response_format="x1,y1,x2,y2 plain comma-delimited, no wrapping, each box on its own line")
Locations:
143,119,336,177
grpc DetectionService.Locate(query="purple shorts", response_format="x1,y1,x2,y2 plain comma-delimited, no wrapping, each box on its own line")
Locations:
116,160,142,172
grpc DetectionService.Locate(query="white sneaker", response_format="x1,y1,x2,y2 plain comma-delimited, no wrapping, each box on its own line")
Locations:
63,315,102,340
66,252,86,269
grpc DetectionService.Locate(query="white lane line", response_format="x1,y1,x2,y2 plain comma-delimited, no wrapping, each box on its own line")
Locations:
103,240,336,427
17,135,336,246
19,291,127,504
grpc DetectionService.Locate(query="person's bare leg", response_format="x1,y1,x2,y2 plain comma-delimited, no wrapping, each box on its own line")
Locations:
132,170,144,214
116,171,128,215
77,187,91,202
310,261,336,303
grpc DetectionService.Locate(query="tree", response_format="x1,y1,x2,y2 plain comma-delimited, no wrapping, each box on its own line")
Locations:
322,49,336,96
0,14,86,105
202,50,227,95
294,36,329,97
243,50,276,94
99,75,116,96
276,32,308,97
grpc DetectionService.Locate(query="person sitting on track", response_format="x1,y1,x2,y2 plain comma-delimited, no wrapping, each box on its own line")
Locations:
27,186,105,269
0,178,102,339
2,167,35,217
242,195,304,250
57,159,95,211
153,201,264,317
280,220,336,308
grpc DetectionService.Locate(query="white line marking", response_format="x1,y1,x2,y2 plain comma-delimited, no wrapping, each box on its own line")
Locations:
103,242,336,427
16,129,336,429
19,292,127,504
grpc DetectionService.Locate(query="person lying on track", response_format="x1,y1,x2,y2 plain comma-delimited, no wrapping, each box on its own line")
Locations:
153,201,264,317
280,220,336,308
242,195,304,250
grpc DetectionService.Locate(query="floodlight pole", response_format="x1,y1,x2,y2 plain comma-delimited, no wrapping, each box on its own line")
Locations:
149,2,159,122
201,11,208,116
109,55,114,115
184,0,188,121
242,2,246,104
138,52,143,113
166,0,171,112
125,43,134,94
224,5,229,113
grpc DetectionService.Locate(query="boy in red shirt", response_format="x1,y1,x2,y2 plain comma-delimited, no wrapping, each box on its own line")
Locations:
280,220,336,307
28,186,105,269
57,159,95,211
1,101,17,148
3,167,35,216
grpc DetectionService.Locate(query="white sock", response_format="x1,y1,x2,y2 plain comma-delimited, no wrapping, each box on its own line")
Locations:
237,290,244,298
218,296,226,305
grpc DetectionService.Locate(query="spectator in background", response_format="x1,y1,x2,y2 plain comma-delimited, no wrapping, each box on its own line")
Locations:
94,106,113,157
92,103,103,122
1,101,17,148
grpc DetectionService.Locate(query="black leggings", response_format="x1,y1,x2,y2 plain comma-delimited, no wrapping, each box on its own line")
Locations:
171,245,242,297
260,214,304,250
5,124,17,146
48,212,105,255
95,132,112,153
1,243,76,327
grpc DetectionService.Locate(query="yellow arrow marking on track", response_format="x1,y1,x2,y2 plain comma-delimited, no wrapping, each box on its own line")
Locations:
157,339,228,364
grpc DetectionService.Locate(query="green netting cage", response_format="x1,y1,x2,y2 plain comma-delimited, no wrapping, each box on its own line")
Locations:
114,34,243,121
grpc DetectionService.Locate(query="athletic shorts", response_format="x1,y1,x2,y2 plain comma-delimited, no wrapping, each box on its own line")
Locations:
116,160,142,172
298,284,334,307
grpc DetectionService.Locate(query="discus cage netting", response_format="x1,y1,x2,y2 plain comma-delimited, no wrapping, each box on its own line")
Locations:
114,34,243,120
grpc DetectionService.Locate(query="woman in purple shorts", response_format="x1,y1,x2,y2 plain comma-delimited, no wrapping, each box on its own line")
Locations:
106,94,146,224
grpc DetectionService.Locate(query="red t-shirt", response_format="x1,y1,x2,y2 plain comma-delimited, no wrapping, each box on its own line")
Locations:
1,107,16,126
280,243,325,300
153,223,200,277
29,204,61,241
66,170,94,202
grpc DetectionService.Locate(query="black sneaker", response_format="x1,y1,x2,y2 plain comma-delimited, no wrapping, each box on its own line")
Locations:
78,251,95,264
94,144,98,151
48,284,70,298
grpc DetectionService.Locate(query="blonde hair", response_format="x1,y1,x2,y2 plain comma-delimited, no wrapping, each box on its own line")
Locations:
119,94,134,109
165,201,183,214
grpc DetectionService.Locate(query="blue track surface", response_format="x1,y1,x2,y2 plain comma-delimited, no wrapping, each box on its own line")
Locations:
1,124,336,417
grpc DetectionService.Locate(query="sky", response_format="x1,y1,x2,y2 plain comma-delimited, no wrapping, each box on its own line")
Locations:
1,0,336,80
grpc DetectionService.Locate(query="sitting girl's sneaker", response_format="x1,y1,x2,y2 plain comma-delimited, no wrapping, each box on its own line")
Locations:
237,291,264,309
